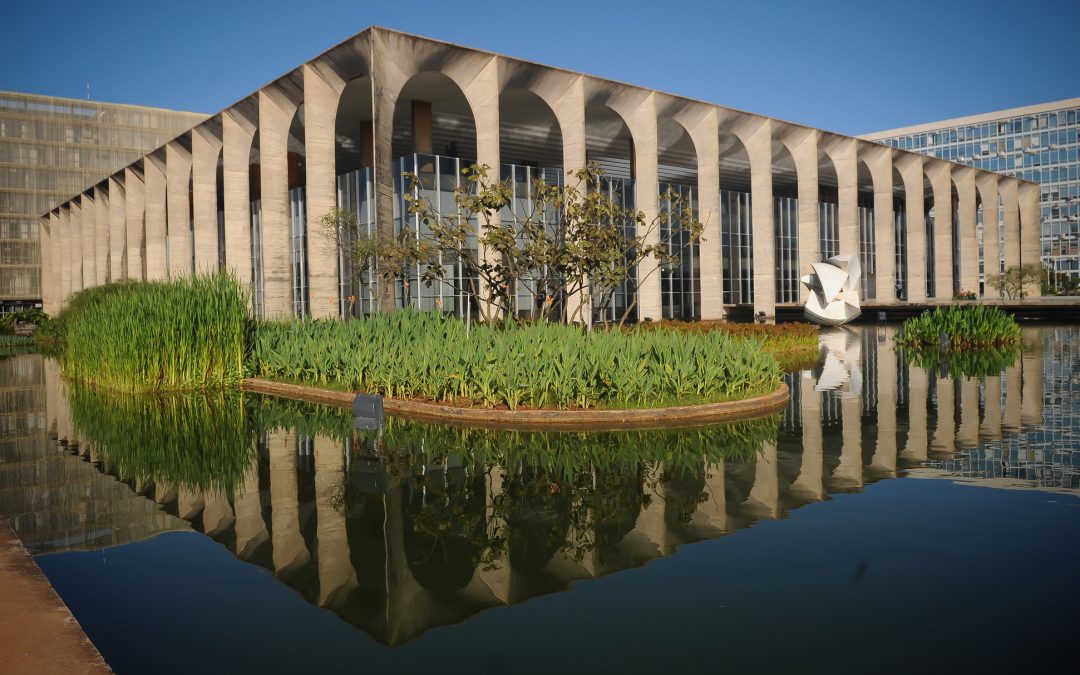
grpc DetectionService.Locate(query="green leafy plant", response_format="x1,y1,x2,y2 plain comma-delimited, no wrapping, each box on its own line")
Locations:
895,305,1021,350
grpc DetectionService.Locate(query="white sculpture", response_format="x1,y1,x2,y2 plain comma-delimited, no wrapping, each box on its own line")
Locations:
800,254,862,326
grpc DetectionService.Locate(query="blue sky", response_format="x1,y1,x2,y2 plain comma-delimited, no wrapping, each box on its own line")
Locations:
2,0,1077,136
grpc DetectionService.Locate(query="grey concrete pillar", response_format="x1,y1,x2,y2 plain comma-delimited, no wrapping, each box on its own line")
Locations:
177,488,205,521
166,140,193,280
107,176,125,282
835,392,863,488
58,207,71,305
39,215,52,315
612,92,661,321
144,154,168,281
314,435,358,607
981,375,1002,439
303,62,347,319
1020,341,1043,427
81,192,96,290
689,460,727,534
976,174,1000,297
925,162,954,298
1003,363,1021,431
895,154,925,302
93,185,109,286
191,125,223,274
956,377,980,449
829,137,858,258
124,167,145,281
1000,178,1021,272
233,463,269,561
473,466,511,603
954,167,979,296
258,88,299,318
70,199,83,295
792,372,824,500
865,144,895,301
740,117,775,320
931,376,955,453
746,442,780,519
546,75,587,323
789,129,820,304
625,462,670,557
686,108,722,319
370,37,406,314
269,430,310,577
222,109,256,295
871,328,897,474
201,491,235,536
1019,182,1041,297
900,364,929,463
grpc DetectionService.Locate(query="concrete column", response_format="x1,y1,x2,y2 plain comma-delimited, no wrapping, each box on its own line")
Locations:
1003,363,1021,431
166,140,193,280
829,137,858,257
894,154,925,302
143,155,168,280
740,117,774,320
981,375,1002,439
954,167,979,296
458,57,502,321
792,372,824,500
314,435,358,608
900,364,929,463
233,463,269,561
258,88,299,318
473,466,511,603
177,489,205,521
625,462,670,557
746,442,780,519
612,92,660,321
925,162,954,298
871,328,897,474
976,174,1000,297
549,76,587,323
70,199,83,294
1020,341,1043,427
931,376,955,454
371,44,406,314
303,62,348,319
688,109,722,319
1000,178,1021,272
107,176,125,281
39,215,52,314
789,129,820,304
956,377,980,449
835,392,863,488
1019,181,1041,297
865,145,895,300
689,460,727,534
269,430,310,577
58,207,71,305
124,167,145,281
93,185,109,286
80,193,96,290
201,491,235,537
222,109,256,294
191,125,223,274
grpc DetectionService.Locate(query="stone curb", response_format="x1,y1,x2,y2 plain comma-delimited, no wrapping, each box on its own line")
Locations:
241,378,789,431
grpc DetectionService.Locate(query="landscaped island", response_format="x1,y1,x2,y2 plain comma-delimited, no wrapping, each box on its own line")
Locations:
895,305,1023,378
38,274,817,412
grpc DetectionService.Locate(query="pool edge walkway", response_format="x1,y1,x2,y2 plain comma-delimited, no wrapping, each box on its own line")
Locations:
0,521,110,674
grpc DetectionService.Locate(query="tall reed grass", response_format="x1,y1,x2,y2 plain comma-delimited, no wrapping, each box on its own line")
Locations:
62,274,248,392
250,309,782,410
896,305,1021,349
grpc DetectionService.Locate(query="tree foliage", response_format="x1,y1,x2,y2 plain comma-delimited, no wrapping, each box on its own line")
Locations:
984,263,1043,300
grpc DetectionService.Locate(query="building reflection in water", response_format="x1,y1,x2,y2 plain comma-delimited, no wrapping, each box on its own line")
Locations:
1,325,1077,645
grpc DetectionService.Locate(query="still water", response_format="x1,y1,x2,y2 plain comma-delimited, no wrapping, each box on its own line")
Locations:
1,325,1078,674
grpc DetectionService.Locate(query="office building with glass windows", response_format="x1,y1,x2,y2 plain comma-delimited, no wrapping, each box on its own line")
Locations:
0,92,206,313
864,98,1080,292
41,27,1043,323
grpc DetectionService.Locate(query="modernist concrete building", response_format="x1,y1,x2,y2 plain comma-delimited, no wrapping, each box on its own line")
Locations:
0,91,205,313
865,98,1080,292
41,27,1043,322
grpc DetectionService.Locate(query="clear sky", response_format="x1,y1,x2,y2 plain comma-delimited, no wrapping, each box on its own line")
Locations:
3,0,1077,136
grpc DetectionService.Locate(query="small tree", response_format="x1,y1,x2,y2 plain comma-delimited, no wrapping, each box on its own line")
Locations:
404,163,702,327
322,206,433,315
985,263,1043,300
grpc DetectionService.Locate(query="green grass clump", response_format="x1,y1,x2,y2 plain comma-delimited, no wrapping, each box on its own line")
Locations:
69,385,256,493
896,305,1021,349
902,345,1020,379
250,309,782,410
61,273,248,392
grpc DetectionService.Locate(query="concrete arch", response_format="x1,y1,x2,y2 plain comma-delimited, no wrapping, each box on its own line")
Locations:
859,142,895,300
192,119,223,274
821,136,858,258
924,160,953,298
165,133,193,281
499,87,562,169
817,147,839,260
222,102,257,295
856,158,876,299
893,153,925,302
718,119,755,307
656,112,701,320
124,163,145,282
144,151,167,281
891,164,907,298
777,127,819,303
772,139,799,304
976,173,1001,293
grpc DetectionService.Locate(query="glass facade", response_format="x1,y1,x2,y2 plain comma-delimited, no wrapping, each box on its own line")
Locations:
591,176,636,324
289,187,309,317
774,196,799,304
721,189,753,305
660,183,699,320
0,91,205,312
875,100,1080,288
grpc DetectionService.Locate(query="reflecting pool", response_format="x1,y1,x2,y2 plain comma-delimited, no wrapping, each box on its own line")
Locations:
1,325,1078,673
